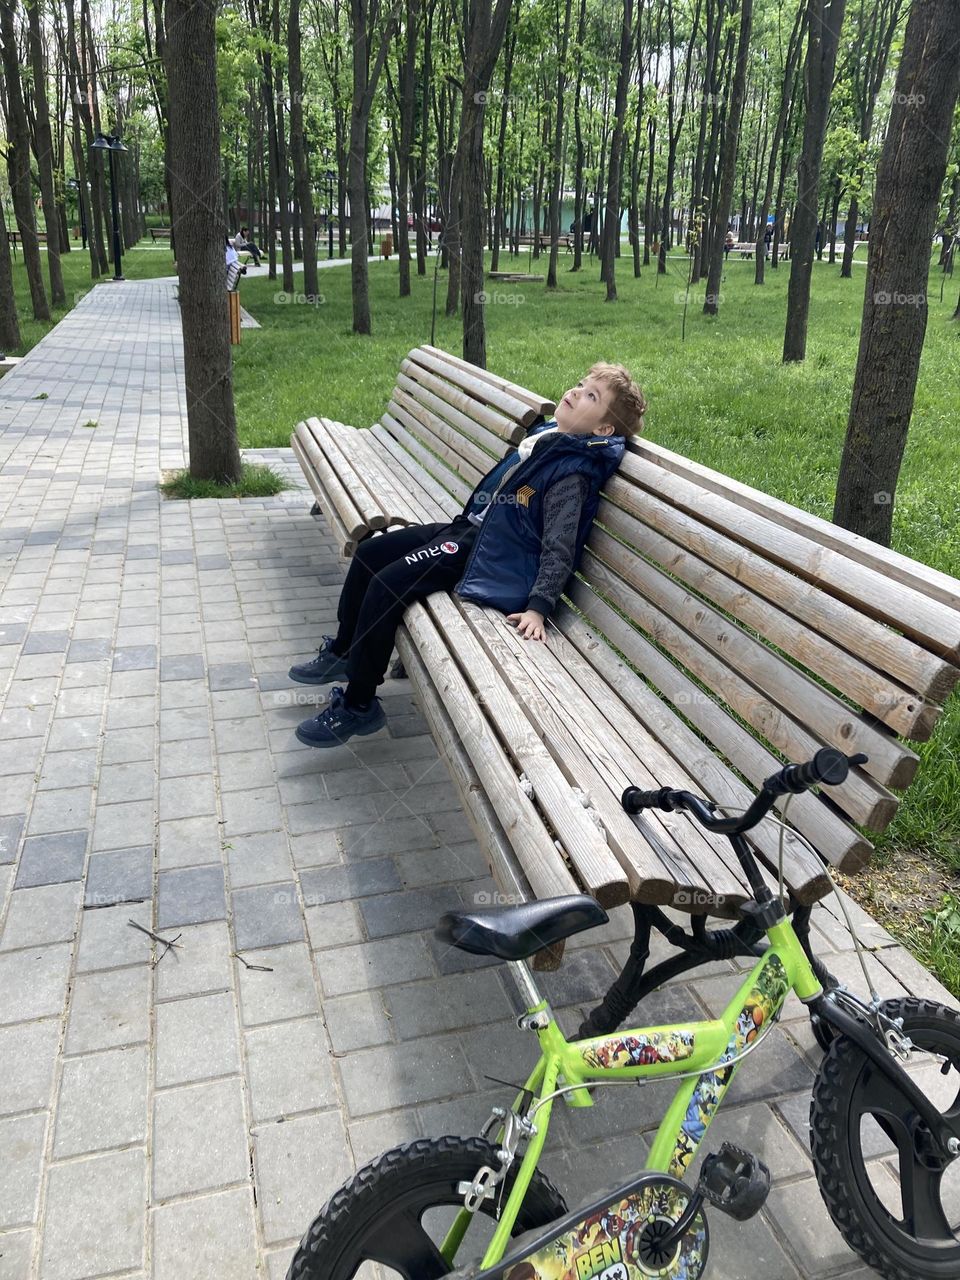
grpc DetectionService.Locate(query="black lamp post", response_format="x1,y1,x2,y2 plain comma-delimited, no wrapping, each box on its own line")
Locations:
67,178,87,250
91,133,127,281
324,169,335,259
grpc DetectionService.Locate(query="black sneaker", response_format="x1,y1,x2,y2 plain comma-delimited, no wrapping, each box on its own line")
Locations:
295,686,386,748
288,636,350,685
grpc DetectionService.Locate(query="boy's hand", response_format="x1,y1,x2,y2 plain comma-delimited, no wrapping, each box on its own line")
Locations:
507,609,546,641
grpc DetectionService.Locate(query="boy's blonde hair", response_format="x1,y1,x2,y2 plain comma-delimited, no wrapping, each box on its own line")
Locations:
588,362,648,438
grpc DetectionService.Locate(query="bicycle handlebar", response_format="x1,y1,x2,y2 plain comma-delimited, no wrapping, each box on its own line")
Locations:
621,748,869,837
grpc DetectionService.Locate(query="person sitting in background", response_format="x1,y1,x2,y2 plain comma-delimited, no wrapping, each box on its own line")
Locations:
233,226,262,266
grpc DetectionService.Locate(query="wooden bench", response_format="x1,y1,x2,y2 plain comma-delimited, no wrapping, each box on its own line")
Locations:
150,227,172,241
512,232,575,255
291,346,960,1026
733,241,791,259
0,356,22,376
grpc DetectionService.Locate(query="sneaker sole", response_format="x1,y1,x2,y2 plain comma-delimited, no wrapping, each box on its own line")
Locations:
295,717,386,748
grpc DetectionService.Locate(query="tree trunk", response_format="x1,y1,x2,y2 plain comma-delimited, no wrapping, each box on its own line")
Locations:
754,1,805,284
601,0,634,300
0,196,21,349
27,0,65,305
0,0,48,319
163,0,241,484
833,0,960,541
396,0,419,296
288,0,318,299
703,0,752,315
546,0,572,289
570,0,587,271
783,0,847,360
459,0,512,366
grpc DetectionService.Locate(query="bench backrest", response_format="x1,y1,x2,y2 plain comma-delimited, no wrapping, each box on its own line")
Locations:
372,345,960,890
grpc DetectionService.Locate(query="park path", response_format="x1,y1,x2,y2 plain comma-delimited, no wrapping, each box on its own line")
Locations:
0,278,949,1279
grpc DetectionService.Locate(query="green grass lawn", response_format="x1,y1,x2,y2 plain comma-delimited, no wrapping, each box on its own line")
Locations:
7,237,176,353
236,248,960,994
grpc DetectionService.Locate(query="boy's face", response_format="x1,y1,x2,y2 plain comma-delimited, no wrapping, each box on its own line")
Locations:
554,375,616,436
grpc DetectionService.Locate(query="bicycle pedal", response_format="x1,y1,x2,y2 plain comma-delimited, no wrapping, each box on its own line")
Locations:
695,1142,771,1221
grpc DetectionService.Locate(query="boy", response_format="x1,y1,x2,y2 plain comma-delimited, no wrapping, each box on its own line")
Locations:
290,362,647,747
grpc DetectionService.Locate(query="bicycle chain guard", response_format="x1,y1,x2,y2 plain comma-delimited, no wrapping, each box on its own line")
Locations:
453,1171,708,1280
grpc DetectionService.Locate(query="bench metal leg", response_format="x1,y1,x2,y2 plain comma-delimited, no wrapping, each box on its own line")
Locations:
389,656,407,680
576,903,768,1039
310,501,322,516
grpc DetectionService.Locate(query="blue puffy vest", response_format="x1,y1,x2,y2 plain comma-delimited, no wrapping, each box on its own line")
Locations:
455,421,625,614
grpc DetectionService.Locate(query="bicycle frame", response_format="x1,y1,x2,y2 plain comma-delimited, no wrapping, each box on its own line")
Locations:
442,916,821,1269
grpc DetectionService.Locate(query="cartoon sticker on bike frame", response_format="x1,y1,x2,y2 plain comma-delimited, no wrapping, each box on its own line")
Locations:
501,1179,707,1280
670,954,790,1178
579,1030,696,1071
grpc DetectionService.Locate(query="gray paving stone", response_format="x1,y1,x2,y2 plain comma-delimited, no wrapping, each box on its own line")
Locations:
156,921,234,1000
322,991,393,1053
153,1078,248,1199
232,883,304,949
339,1033,471,1116
220,785,284,837
339,815,439,860
37,749,98,792
155,991,241,1087
0,815,24,866
285,792,382,836
53,1045,149,1156
347,1110,422,1167
244,1018,337,1121
0,1020,60,1115
158,814,222,869
253,1110,353,1245
0,945,72,1024
97,761,155,805
22,631,69,655
24,788,93,839
217,750,277,793
316,933,436,998
66,637,111,662
225,830,293,887
305,900,364,950
0,623,27,647
764,1173,872,1275
384,969,514,1041
237,943,319,1026
76,901,154,971
0,1113,47,1229
0,882,82,950
39,1147,145,1280
152,1186,259,1280
299,858,402,909
158,865,226,927
209,662,254,691
112,644,157,671
396,840,489,889
359,884,465,939
159,773,216,821
100,725,155,764
160,653,205,681
289,830,341,870
65,965,151,1053
0,1229,34,1279
84,846,153,907
160,737,213,779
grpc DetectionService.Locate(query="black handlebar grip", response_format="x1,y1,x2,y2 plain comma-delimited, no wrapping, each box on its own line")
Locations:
622,786,673,814
764,748,869,795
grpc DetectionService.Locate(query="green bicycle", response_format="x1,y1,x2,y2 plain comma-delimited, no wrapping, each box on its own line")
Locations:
288,748,960,1280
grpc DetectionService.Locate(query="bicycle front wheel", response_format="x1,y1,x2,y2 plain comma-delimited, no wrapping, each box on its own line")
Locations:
811,997,960,1280
286,1135,568,1280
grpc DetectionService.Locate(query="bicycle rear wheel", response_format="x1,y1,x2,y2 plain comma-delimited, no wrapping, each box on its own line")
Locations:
811,997,960,1279
285,1135,568,1280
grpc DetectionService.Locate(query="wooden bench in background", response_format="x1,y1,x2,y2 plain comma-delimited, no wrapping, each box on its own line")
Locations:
150,227,172,241
291,346,960,1026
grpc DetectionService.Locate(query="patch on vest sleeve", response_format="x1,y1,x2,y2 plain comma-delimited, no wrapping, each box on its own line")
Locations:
515,485,536,507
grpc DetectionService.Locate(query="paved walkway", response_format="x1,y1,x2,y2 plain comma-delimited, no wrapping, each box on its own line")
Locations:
0,280,953,1280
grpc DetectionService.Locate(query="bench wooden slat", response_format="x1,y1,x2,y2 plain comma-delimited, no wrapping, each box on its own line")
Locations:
389,391,488,489
420,344,554,421
333,421,434,529
399,360,522,449
580,547,896,831
562,583,874,872
292,426,366,540
395,368,506,465
622,451,960,663
425,594,630,908
537,608,832,906
291,435,357,556
305,417,388,531
590,516,919,791
406,346,542,428
604,475,947,734
401,600,590,906
372,421,464,521
464,602,763,911
379,408,474,505
634,437,960,611
460,601,684,904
